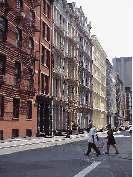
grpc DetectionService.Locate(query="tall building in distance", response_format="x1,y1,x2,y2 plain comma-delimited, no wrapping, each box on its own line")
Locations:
106,59,117,127
91,35,107,130
112,57,132,122
112,57,132,91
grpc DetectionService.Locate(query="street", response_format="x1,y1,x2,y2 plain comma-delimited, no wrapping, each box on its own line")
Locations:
0,130,132,177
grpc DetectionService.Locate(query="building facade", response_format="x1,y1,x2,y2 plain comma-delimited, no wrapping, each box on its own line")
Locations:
0,0,38,139
112,57,132,91
75,5,93,130
34,0,53,137
124,87,132,122
115,74,124,126
106,59,117,127
112,57,132,123
52,0,69,133
91,35,107,130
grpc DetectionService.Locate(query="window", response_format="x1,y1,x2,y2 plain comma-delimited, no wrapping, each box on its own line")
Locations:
47,4,50,19
0,0,7,3
30,11,34,27
45,50,50,66
86,94,88,103
14,62,21,85
45,76,48,95
27,68,32,89
46,26,50,41
0,55,5,75
16,28,22,48
29,37,34,52
56,79,58,97
41,46,45,64
42,21,45,38
0,96,4,117
0,16,7,41
13,98,19,118
26,129,32,137
0,130,3,140
41,73,44,93
12,129,19,138
26,101,32,119
43,0,46,14
17,0,23,11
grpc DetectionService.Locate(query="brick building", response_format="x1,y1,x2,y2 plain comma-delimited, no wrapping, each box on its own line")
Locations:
34,0,53,137
0,0,39,139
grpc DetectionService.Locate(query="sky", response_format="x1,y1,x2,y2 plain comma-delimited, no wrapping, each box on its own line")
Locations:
67,0,132,64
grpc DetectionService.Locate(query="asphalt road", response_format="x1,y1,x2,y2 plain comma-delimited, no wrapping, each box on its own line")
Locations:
0,131,132,177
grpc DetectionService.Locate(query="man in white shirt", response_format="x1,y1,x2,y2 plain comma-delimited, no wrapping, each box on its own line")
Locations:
84,123,101,156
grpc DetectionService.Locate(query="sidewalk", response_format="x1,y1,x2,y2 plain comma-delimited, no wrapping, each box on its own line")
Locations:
0,130,108,149
0,132,89,149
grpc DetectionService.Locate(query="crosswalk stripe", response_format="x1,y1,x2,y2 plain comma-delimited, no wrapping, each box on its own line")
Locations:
74,161,101,177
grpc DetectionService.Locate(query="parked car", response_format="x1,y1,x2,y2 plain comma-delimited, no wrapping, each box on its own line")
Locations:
129,126,132,133
125,126,129,130
119,125,125,131
113,127,118,132
128,125,132,129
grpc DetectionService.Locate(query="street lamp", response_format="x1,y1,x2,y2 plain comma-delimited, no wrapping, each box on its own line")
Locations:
66,84,73,138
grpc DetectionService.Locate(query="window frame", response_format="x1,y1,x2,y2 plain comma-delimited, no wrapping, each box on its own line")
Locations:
17,0,23,11
16,28,22,48
29,37,34,52
45,76,49,95
43,0,46,14
41,45,45,64
14,62,21,85
46,25,50,41
0,96,4,117
26,101,32,119
45,49,50,67
42,21,45,38
13,98,19,118
47,4,50,19
0,55,5,75
0,16,7,41
27,67,32,89
41,73,44,93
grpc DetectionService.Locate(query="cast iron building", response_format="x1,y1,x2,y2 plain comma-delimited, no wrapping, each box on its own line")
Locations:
74,5,93,130
52,0,70,133
91,35,107,130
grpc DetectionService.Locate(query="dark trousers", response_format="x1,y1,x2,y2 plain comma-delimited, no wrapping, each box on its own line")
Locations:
86,142,100,155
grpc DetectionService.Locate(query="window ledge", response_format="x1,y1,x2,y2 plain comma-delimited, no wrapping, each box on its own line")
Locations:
12,117,19,120
26,119,32,121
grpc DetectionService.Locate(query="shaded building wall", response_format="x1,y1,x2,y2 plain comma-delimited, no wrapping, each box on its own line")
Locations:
106,59,117,128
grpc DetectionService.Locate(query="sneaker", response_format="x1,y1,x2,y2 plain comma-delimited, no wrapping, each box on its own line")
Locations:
96,153,101,156
105,152,109,154
115,151,119,154
84,153,89,156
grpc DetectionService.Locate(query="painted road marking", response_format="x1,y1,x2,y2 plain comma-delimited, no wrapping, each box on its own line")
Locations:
74,161,101,177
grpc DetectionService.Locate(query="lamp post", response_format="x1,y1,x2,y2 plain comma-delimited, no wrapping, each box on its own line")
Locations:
66,84,73,138
66,93,70,138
